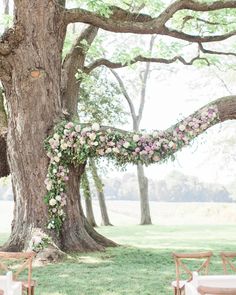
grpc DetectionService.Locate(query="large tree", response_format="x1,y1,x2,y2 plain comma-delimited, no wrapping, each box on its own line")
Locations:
0,0,236,253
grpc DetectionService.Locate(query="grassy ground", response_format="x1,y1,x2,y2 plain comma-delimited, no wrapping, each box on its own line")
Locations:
1,225,236,295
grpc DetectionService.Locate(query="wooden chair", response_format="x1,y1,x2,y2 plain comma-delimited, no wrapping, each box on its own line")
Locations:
0,289,3,295
0,252,36,295
220,252,236,274
198,285,236,295
172,251,213,295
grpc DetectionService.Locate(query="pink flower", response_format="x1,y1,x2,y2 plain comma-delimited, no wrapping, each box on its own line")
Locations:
65,122,74,129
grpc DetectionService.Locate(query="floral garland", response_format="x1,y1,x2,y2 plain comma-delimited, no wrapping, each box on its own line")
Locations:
44,104,219,232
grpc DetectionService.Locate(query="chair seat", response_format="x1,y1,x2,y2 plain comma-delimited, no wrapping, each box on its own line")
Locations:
171,280,186,289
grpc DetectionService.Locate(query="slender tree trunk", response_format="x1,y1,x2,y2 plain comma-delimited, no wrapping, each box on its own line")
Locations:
81,171,97,227
111,68,152,225
137,164,152,225
3,0,9,15
2,0,115,252
90,159,112,226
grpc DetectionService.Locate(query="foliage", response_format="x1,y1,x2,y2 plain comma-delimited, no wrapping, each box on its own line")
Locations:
44,105,219,232
78,68,128,125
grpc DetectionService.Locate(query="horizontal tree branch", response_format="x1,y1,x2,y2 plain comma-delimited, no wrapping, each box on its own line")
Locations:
85,54,209,73
47,95,236,169
162,26,236,43
182,15,233,28
63,1,236,42
198,43,236,57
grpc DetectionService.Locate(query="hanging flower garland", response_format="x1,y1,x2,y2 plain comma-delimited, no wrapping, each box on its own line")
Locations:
44,104,219,232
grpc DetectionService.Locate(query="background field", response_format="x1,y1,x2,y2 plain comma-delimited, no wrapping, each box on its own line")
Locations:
1,201,236,295
1,200,236,232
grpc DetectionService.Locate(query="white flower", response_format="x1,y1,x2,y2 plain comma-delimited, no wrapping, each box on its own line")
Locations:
53,168,57,174
133,134,139,142
152,131,158,138
49,198,57,206
58,209,64,216
92,123,100,131
106,148,112,153
60,142,67,150
55,195,61,202
75,125,81,132
57,152,62,158
153,155,160,162
98,149,105,156
53,133,60,140
46,183,52,191
123,142,130,149
80,138,85,144
113,147,120,153
168,141,174,148
89,133,96,141
32,236,42,245
179,124,186,131
54,156,60,163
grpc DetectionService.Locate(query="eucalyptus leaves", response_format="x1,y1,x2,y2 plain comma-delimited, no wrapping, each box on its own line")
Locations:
44,105,219,232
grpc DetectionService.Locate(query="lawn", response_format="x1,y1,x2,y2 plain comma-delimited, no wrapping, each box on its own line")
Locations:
1,224,236,295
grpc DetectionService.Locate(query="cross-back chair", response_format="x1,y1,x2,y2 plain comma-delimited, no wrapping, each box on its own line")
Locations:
220,252,236,274
172,251,213,295
0,252,36,295
198,286,236,295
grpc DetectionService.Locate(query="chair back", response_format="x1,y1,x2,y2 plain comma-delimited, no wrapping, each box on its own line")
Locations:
220,252,236,274
0,252,36,295
173,251,213,292
198,285,236,295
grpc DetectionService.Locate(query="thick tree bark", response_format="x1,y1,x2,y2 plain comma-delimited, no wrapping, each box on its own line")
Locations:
81,170,97,227
90,159,112,226
1,0,115,252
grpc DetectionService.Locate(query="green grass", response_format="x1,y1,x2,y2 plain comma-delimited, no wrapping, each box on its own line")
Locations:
1,225,236,295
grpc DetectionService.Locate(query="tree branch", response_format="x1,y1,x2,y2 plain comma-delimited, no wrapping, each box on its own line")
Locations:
85,54,209,73
162,26,236,43
198,43,236,57
64,1,236,41
137,35,156,129
110,69,138,129
61,25,99,117
181,15,234,29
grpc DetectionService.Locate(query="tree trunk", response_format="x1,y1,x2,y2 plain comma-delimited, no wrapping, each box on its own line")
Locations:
81,170,97,227
137,164,152,225
111,69,152,225
2,0,115,252
90,159,112,226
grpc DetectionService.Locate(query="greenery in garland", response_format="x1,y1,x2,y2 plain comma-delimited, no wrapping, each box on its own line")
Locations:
44,104,219,232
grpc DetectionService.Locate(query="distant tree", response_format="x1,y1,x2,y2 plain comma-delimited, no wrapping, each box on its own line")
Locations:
110,36,156,225
81,170,97,227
